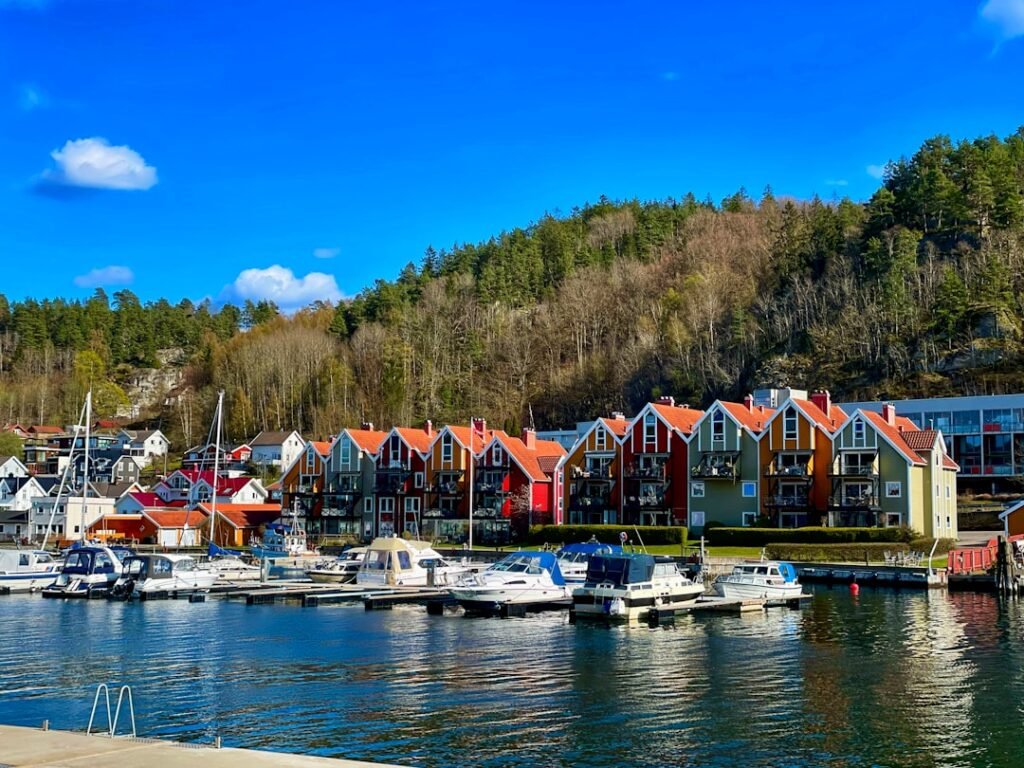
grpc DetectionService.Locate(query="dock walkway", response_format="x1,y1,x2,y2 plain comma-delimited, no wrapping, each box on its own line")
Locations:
0,725,405,767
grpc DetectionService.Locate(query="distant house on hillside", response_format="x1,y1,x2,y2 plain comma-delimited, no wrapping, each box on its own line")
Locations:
249,430,305,473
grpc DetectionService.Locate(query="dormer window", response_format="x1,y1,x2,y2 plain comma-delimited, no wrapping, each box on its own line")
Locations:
493,445,504,465
852,419,866,448
595,428,607,451
644,413,657,450
712,410,725,442
340,439,351,467
390,434,400,460
442,433,453,462
783,408,798,441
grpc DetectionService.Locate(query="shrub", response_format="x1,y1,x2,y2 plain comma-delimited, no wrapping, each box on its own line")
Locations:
705,526,917,547
765,542,910,562
527,524,686,546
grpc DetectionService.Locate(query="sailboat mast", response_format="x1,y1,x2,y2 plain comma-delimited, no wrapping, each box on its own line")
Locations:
39,396,89,550
468,419,475,550
208,390,224,548
81,390,91,543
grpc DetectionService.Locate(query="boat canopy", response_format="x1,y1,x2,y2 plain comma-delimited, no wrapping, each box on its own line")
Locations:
585,553,657,585
209,542,243,558
556,541,624,557
490,551,565,586
777,562,798,582
62,547,118,576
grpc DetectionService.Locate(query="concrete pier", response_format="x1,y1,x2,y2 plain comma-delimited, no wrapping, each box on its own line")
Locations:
0,725,407,767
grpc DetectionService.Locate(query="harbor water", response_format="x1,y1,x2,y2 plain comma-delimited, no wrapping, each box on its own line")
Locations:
1,588,1022,767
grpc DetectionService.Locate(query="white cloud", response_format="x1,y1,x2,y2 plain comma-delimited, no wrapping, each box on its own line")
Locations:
222,265,343,313
73,266,134,288
313,247,340,259
825,179,849,187
19,84,46,111
866,164,887,180
44,137,157,190
980,0,1024,40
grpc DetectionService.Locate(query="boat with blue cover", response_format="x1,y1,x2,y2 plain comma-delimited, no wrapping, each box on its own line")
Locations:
572,552,703,622
713,560,803,600
41,545,124,599
0,549,62,593
448,551,571,612
555,540,624,583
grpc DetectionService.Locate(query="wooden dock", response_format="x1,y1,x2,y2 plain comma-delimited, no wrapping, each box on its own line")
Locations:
0,724,405,767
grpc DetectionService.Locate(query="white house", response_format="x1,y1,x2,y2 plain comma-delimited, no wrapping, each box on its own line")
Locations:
30,481,141,542
153,469,268,506
119,429,171,468
0,455,28,480
248,430,305,473
0,476,49,513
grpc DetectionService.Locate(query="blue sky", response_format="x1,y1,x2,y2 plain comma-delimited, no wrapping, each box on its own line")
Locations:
1,0,1023,311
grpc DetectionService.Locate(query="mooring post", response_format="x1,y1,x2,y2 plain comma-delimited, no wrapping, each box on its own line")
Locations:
216,735,222,749
41,720,49,731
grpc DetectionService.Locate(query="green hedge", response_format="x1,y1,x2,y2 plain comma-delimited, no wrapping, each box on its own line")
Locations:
765,542,909,562
705,526,917,547
527,524,686,546
909,537,957,556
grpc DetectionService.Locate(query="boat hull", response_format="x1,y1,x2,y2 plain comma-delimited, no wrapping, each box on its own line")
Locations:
713,580,803,600
449,585,571,610
0,570,62,593
307,569,359,584
573,583,704,622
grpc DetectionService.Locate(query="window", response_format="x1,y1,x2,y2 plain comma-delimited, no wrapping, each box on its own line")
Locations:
442,434,453,462
493,446,504,465
379,497,394,513
742,482,756,498
644,413,657,450
690,510,705,528
946,516,951,529
414,472,424,489
594,428,607,451
340,439,351,468
404,497,420,513
712,410,725,442
691,481,705,498
390,434,400,460
783,408,798,441
885,482,902,498
364,498,374,514
852,419,866,447
742,511,758,527
946,486,950,498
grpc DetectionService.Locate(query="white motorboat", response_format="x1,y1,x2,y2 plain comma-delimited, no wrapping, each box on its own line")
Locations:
448,551,571,613
356,537,472,587
0,549,63,593
250,503,319,560
713,560,803,600
572,553,703,622
41,546,124,599
306,547,366,584
111,553,218,599
207,554,263,582
555,540,624,584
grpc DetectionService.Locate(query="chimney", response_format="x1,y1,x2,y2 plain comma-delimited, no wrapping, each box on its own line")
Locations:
743,394,754,412
360,422,374,432
424,420,433,437
657,395,675,407
611,411,626,421
881,403,896,426
810,389,831,416
472,417,486,435
521,428,536,449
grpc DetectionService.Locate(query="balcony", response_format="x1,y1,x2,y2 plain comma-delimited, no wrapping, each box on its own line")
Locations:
319,498,360,518
765,462,811,478
830,464,878,478
625,461,667,480
572,464,614,481
624,493,668,510
374,473,409,494
691,451,740,480
828,493,880,510
431,477,464,497
569,494,611,512
767,494,811,509
326,475,362,497
423,507,459,519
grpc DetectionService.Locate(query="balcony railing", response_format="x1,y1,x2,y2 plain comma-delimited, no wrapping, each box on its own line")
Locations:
691,452,740,480
765,464,811,478
423,507,459,519
767,494,811,509
830,465,878,477
625,462,667,480
475,481,508,496
828,494,880,510
431,480,463,496
573,465,614,481
374,475,408,494
624,494,668,509
569,495,611,510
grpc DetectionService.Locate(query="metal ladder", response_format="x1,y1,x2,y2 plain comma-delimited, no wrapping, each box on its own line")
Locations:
86,683,136,738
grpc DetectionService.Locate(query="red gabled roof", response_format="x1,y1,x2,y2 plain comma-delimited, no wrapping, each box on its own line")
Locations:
197,503,281,528
173,469,260,495
144,509,209,528
792,399,847,433
651,404,705,436
346,428,388,453
447,425,495,453
720,402,774,432
128,491,164,507
599,417,630,438
309,441,330,457
862,411,926,465
495,434,567,482
899,428,960,471
30,425,63,434
395,427,434,453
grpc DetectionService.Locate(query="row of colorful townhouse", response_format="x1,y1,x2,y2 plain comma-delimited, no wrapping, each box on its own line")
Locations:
560,391,959,539
279,420,567,545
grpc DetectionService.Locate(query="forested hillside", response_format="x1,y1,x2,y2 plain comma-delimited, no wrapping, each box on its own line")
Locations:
2,127,1024,450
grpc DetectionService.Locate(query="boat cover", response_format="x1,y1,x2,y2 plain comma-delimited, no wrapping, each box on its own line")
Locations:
208,542,243,558
556,541,624,557
584,553,657,585
777,561,798,583
496,551,566,586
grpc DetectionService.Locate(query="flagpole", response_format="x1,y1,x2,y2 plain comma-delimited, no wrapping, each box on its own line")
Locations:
468,419,474,550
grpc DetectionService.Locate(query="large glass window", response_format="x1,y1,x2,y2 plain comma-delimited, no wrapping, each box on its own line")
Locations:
984,434,1013,474
954,434,982,473
922,411,952,432
442,434,453,462
983,409,1015,432
783,408,798,441
643,413,657,450
712,410,725,442
952,410,981,434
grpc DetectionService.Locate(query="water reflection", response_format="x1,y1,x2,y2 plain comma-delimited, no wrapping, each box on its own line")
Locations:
1,591,1023,767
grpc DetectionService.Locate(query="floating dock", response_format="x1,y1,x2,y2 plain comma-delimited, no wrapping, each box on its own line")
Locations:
0,724,405,767
791,562,944,588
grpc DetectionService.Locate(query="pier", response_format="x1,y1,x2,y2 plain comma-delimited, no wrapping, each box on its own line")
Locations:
0,725,405,767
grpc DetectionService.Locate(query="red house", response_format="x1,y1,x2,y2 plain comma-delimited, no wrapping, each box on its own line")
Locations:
373,423,435,537
476,429,566,540
621,397,704,527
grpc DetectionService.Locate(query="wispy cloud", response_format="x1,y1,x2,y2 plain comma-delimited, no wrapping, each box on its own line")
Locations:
74,266,134,289
18,84,47,111
313,246,340,259
41,137,157,191
979,0,1024,42
221,265,343,314
866,164,887,180
825,179,849,187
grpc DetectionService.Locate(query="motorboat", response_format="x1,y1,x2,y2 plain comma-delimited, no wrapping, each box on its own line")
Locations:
555,540,624,583
41,546,124,599
204,543,262,582
306,547,366,584
356,537,472,587
0,549,63,593
448,551,571,613
712,560,803,600
249,507,319,560
111,553,218,599
572,552,703,622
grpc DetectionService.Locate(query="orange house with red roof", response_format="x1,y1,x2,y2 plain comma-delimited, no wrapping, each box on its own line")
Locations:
559,414,630,525
422,419,493,542
281,439,331,531
620,397,704,528
475,429,566,540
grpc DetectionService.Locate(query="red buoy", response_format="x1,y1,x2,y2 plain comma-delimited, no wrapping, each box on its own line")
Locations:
850,583,860,595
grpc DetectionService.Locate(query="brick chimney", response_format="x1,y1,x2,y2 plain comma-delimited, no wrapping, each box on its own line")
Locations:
521,428,536,449
810,389,831,416
743,394,754,412
881,403,896,426
611,411,626,421
424,420,433,437
657,395,675,407
360,422,374,431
